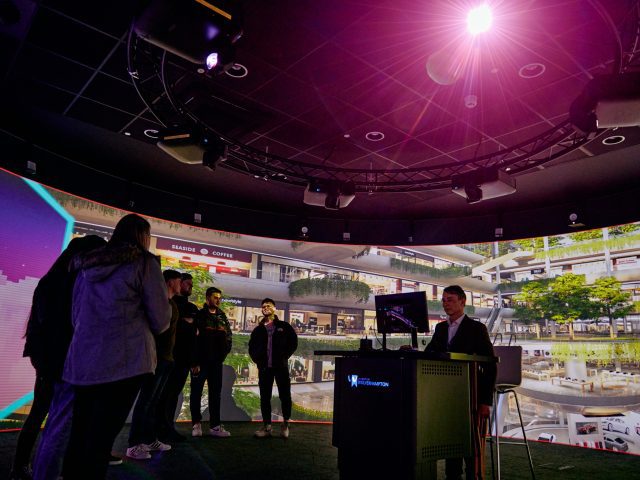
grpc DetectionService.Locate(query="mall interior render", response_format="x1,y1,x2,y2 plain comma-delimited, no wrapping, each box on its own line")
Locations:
65,192,640,339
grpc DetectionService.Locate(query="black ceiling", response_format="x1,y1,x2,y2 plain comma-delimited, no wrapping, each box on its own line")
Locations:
1,0,640,245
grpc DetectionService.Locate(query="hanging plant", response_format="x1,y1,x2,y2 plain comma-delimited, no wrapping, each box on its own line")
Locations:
289,275,372,303
389,258,471,278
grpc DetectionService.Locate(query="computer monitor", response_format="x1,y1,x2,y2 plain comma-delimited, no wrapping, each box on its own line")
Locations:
375,292,429,349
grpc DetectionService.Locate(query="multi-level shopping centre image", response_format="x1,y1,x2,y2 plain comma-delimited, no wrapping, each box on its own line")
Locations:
2,170,639,456
2,0,640,477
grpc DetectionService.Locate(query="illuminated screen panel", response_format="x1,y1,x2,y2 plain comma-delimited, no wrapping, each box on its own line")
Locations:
0,169,73,417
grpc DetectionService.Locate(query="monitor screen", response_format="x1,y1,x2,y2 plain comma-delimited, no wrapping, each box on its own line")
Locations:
375,291,429,334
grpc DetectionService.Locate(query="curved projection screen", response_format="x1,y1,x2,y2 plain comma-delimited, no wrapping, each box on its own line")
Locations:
1,168,639,457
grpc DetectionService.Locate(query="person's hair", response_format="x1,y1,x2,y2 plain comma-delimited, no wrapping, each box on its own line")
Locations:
110,214,151,249
206,287,222,297
48,235,106,277
180,272,193,281
261,297,276,307
163,269,182,282
443,285,466,301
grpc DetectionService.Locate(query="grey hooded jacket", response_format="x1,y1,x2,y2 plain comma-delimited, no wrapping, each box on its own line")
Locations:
63,243,170,386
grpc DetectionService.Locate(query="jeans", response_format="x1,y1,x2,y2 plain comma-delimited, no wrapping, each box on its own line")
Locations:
190,362,222,427
161,363,191,432
128,360,173,446
13,374,54,470
64,375,145,480
33,380,75,480
258,366,291,424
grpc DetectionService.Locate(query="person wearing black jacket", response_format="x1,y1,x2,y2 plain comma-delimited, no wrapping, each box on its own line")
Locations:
426,285,496,480
249,298,298,439
190,287,232,438
12,235,106,480
160,273,199,442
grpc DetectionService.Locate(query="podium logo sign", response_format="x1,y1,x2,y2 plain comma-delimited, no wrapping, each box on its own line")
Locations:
347,374,390,388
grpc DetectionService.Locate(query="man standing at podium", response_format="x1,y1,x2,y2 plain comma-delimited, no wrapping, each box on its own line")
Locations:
426,285,496,480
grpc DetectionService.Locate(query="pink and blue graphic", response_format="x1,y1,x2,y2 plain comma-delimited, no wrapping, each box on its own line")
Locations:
0,169,74,418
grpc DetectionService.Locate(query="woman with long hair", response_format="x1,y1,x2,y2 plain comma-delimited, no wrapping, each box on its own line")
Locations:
61,214,169,479
10,235,106,480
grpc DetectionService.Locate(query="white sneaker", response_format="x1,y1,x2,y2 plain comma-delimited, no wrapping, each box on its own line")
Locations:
143,439,172,451
126,445,151,460
209,424,231,438
192,423,202,437
280,422,290,439
254,425,272,438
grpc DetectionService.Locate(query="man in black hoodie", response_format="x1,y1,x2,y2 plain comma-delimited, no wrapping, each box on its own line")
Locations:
190,287,232,438
160,273,199,442
249,298,298,439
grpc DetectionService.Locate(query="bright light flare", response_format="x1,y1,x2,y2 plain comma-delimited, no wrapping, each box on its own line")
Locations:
467,4,492,35
206,52,219,70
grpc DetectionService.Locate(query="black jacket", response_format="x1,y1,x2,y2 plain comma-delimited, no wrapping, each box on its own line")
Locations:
194,306,232,365
23,271,76,379
172,295,199,366
249,316,298,369
426,315,497,405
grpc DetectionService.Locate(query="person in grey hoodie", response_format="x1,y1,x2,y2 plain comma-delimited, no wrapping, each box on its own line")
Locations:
61,214,170,480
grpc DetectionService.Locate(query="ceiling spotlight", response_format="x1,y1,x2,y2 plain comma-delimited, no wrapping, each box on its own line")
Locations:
568,212,585,228
467,4,492,35
206,52,219,70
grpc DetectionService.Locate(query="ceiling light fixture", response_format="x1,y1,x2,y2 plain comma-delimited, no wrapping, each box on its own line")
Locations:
206,52,219,70
225,63,248,78
518,63,546,79
467,4,492,35
365,131,384,141
602,135,625,145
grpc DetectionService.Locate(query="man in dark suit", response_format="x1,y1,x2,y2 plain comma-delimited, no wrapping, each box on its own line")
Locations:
426,285,496,480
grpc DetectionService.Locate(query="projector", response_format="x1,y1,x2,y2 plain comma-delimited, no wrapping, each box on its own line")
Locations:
570,72,640,133
303,179,355,210
157,129,225,168
451,168,516,204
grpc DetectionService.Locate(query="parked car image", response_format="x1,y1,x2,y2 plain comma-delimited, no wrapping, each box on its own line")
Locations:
602,417,630,435
577,423,597,434
537,433,556,442
603,434,629,452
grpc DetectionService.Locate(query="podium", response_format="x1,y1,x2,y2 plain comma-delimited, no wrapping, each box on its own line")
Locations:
315,350,495,480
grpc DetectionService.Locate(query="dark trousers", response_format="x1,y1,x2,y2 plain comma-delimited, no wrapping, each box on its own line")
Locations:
128,360,173,447
258,366,291,425
190,362,222,427
161,362,191,432
33,380,75,480
64,375,145,480
13,374,54,469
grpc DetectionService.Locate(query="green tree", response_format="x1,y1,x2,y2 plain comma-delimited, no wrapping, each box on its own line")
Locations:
177,261,214,306
513,280,549,325
545,274,598,328
590,277,633,325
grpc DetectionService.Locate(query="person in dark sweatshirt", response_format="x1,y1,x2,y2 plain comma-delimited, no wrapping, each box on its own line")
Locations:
126,269,182,460
190,287,232,438
160,273,199,442
249,298,298,439
12,235,106,480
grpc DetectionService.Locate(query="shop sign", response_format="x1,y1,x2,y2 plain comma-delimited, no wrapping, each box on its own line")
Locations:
531,268,545,274
224,297,245,306
155,237,252,262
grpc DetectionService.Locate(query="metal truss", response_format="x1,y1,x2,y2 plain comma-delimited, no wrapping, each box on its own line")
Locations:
126,0,637,193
